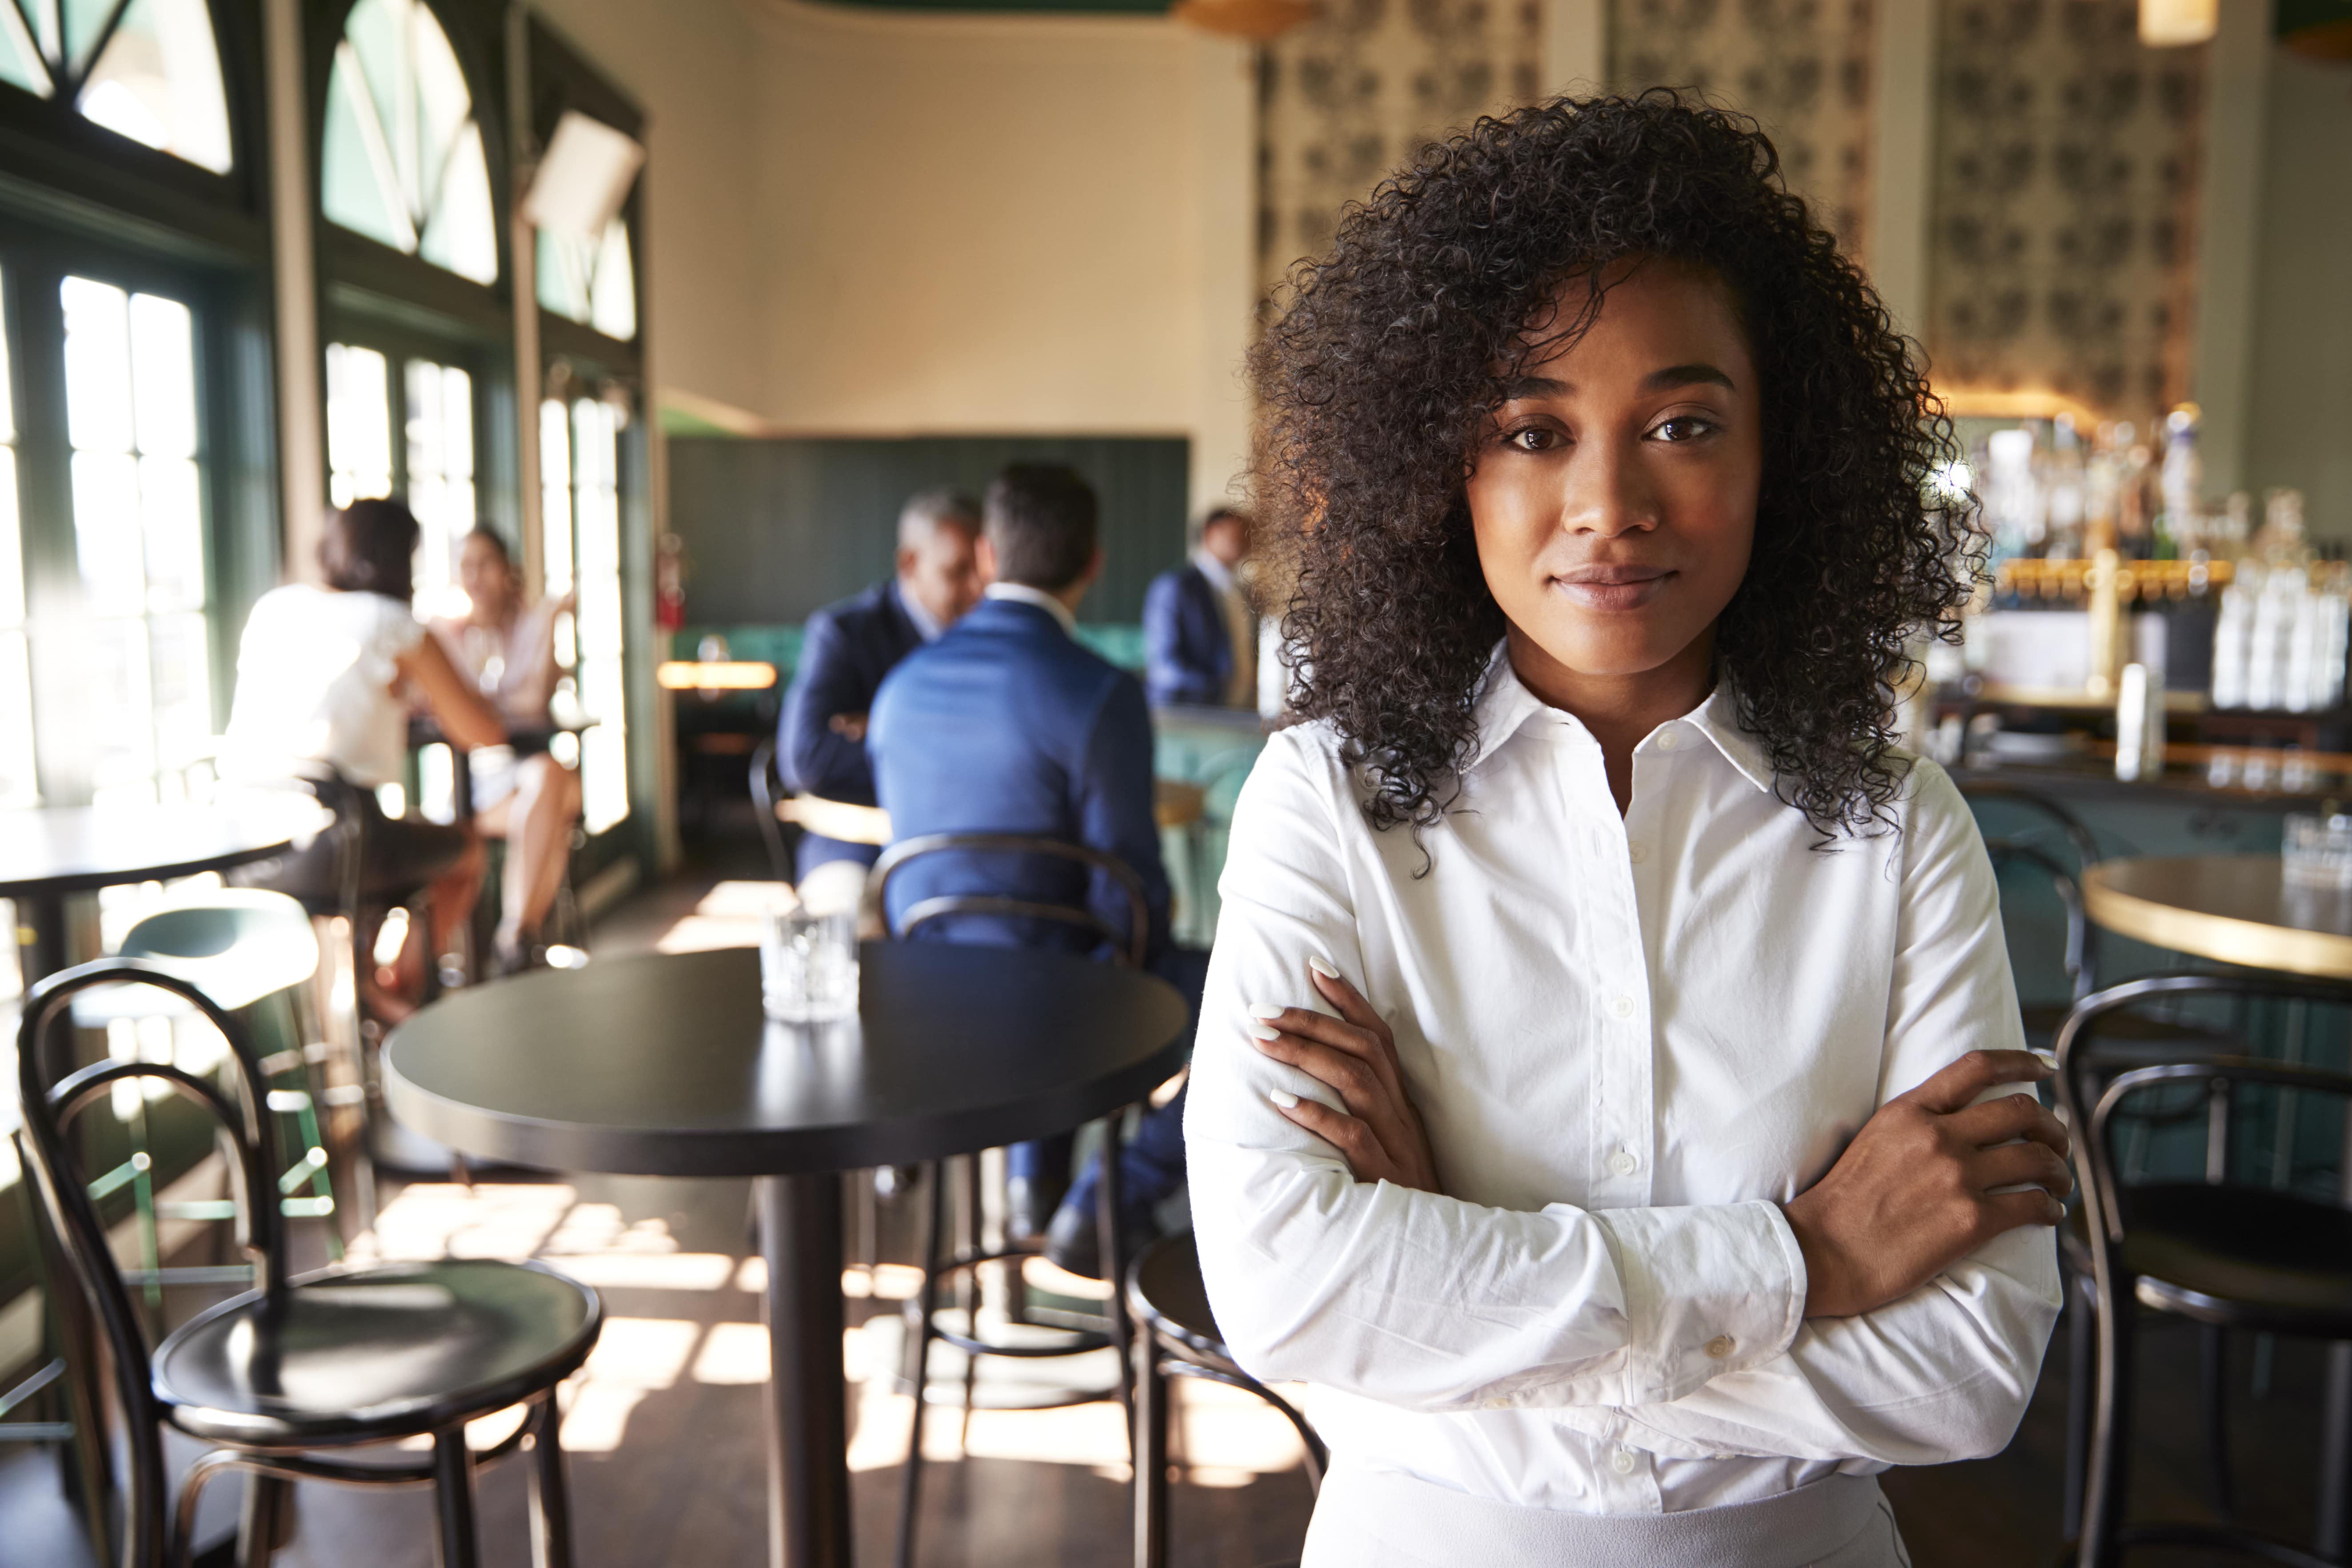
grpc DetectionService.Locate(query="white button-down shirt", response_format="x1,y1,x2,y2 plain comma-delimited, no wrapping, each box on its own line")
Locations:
1186,652,2060,1520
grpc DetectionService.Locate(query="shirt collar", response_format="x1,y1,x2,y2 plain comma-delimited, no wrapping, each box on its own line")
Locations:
984,581,1077,637
1462,641,1777,795
1192,548,1236,595
894,579,947,642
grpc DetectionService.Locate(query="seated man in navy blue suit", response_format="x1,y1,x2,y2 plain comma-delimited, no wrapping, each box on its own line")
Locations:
871,464,1196,1271
1142,505,1254,708
777,488,981,908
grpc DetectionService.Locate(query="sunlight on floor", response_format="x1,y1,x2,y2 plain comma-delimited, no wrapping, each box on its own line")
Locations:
652,879,789,953
347,1179,1314,1481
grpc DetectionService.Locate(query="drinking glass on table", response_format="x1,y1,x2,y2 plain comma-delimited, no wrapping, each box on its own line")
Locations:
762,906,859,1021
2283,810,2352,890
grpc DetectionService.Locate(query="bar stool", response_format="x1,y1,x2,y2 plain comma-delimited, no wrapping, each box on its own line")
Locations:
2054,972,2352,1568
867,832,1153,1568
1127,1231,1324,1568
16,957,603,1568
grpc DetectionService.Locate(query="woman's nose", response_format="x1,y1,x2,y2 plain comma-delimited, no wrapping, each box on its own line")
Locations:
1559,439,1660,538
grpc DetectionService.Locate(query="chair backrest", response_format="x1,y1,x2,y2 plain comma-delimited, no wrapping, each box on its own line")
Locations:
864,833,1151,969
15,958,288,1568
2054,973,2352,1254
1961,780,2104,1000
749,736,793,883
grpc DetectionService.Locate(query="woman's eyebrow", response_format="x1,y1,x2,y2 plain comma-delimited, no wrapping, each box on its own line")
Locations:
1644,362,1736,391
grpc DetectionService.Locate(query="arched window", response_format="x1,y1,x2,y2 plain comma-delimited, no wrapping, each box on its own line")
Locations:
320,0,497,285
0,0,233,173
537,216,635,342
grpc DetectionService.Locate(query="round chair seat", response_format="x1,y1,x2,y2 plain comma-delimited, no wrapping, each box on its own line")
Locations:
2119,1183,2352,1336
1129,1232,1228,1365
72,889,320,1025
155,1259,601,1446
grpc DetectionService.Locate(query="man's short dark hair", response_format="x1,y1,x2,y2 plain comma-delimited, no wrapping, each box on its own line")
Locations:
984,464,1098,591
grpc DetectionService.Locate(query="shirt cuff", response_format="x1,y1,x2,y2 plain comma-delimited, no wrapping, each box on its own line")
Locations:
1589,1199,1807,1405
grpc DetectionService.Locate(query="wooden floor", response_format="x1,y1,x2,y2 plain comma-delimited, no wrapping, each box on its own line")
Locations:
1,829,2339,1566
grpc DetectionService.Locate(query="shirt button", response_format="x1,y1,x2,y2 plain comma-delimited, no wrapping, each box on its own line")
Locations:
1608,1149,1638,1177
1610,1448,1638,1475
1705,1334,1735,1359
1627,841,1648,864
1609,994,1635,1020
1656,730,1678,752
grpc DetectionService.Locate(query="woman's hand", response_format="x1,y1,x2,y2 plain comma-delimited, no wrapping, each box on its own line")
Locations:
1782,1049,2071,1319
1250,958,1441,1194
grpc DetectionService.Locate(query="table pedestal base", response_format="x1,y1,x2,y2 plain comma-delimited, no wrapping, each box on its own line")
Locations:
758,1172,851,1568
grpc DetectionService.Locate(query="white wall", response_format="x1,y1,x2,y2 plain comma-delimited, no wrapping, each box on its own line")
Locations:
2241,48,2352,539
744,0,1255,509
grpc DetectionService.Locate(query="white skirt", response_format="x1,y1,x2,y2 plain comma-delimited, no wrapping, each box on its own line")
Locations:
1302,1465,1912,1568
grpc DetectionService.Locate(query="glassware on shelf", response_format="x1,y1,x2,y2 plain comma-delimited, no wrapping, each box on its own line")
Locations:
2283,810,2352,890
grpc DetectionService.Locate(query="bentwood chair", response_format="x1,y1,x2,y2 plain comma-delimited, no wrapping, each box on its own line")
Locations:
2055,973,2352,1568
1961,780,2249,1532
16,958,603,1568
1127,1232,1325,1568
867,832,1153,1568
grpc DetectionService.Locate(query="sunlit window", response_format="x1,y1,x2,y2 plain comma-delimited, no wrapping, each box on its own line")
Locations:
61,274,211,805
541,393,628,834
321,0,498,285
0,267,36,810
0,0,234,173
325,341,391,507
404,359,474,619
537,217,636,342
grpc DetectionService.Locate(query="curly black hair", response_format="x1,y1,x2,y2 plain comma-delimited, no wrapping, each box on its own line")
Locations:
1252,91,1980,838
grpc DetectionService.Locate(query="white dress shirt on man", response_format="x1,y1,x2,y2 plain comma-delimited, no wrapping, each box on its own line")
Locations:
1185,649,2060,1540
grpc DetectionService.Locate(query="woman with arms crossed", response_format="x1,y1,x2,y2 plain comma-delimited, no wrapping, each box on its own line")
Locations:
1187,94,2068,1566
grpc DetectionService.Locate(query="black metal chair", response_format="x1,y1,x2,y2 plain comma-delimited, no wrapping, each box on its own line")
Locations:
1127,1231,1324,1568
2054,972,2352,1568
750,736,795,884
867,833,1153,1568
15,957,603,1568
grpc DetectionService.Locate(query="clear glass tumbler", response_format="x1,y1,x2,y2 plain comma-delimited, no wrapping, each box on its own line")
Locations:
761,906,859,1021
2282,811,2352,890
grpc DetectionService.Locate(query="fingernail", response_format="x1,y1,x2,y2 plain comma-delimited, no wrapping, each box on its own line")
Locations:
1248,1002,1284,1019
1248,1021,1281,1041
2030,1049,2059,1073
1308,955,1339,979
1269,1089,1299,1109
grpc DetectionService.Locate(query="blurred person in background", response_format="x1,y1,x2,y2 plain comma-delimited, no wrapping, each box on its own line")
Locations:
870,464,1198,1267
778,487,984,912
224,498,504,1020
1144,505,1256,707
432,525,583,974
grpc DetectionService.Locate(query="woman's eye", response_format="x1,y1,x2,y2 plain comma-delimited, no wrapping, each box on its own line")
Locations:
1505,427,1559,452
1651,415,1719,443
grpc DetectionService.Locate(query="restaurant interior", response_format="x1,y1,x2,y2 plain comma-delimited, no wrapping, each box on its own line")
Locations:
4,0,2352,1563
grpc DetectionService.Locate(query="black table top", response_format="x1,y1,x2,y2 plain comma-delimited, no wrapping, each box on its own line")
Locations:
383,944,1191,1177
0,794,335,898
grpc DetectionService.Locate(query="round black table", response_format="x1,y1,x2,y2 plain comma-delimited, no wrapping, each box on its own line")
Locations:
384,942,1189,1568
1,793,335,981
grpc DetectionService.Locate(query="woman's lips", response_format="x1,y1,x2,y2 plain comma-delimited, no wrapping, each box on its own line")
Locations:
1551,566,1672,611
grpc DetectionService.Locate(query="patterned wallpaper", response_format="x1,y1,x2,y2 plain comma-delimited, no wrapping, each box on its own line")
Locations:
1257,0,1545,293
1608,0,1880,266
1926,0,2206,419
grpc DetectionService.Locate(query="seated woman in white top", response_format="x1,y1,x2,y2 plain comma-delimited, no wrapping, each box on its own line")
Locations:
431,526,583,972
1186,94,2067,1566
225,499,505,1017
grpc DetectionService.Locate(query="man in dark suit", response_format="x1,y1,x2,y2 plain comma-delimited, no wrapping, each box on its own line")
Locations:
871,464,1194,1267
1142,505,1254,708
777,488,981,902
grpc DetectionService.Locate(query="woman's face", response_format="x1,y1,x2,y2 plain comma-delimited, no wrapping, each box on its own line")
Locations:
1466,259,1761,694
460,535,513,617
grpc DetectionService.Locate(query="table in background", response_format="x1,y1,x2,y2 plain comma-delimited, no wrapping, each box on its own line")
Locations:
385,942,1189,1568
1,793,335,982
